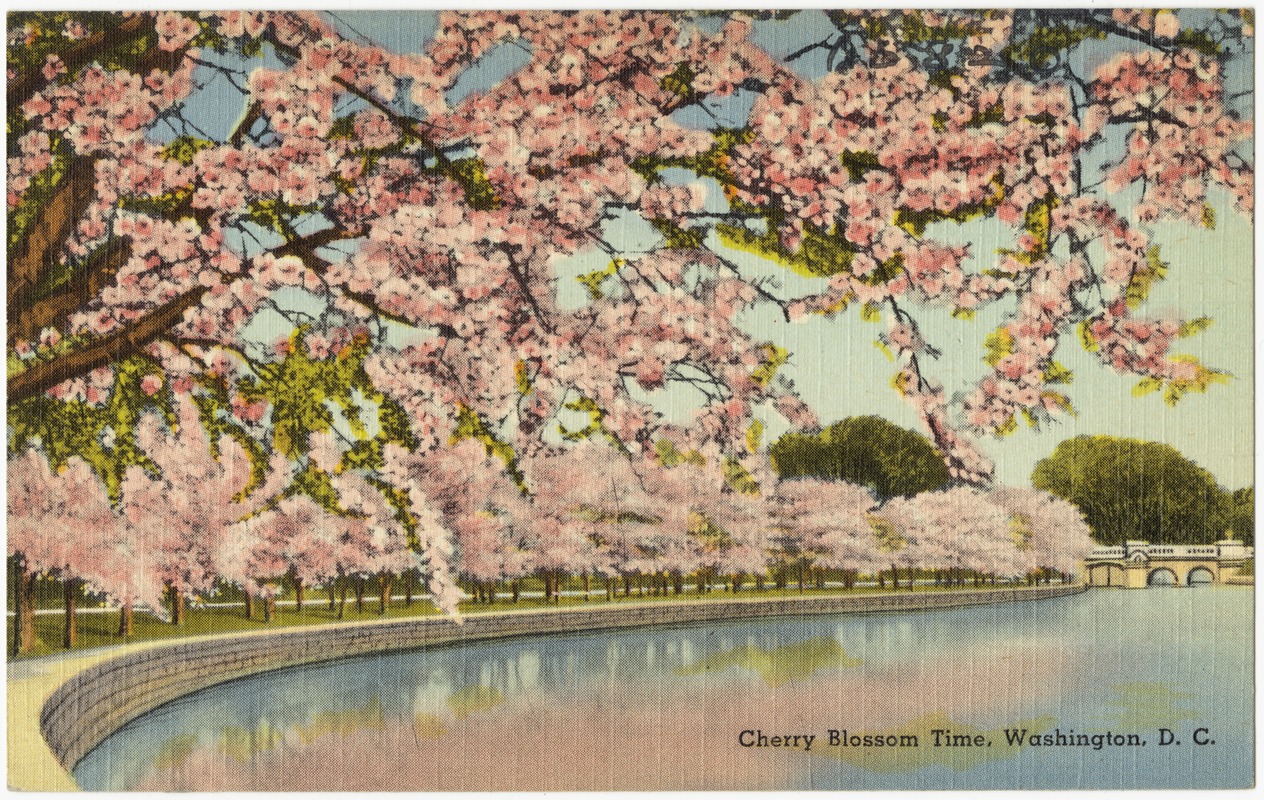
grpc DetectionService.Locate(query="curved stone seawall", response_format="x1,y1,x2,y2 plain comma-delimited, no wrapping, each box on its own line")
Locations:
39,584,1084,779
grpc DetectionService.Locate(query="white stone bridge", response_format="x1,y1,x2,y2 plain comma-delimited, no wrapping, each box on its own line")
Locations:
1083,539,1252,588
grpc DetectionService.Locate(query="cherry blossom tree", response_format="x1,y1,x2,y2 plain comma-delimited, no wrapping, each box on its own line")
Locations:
990,485,1096,579
120,398,288,623
7,450,123,650
7,11,1249,621
773,478,878,589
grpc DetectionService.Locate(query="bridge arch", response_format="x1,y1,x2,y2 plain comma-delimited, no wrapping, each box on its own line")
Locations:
1147,567,1179,587
1087,563,1127,587
1187,566,1214,586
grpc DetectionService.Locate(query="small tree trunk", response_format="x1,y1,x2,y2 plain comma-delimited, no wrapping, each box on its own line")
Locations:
167,583,185,626
263,594,275,623
889,563,900,591
797,562,805,592
404,570,415,607
673,571,683,594
338,575,349,619
118,600,134,638
582,572,591,601
512,579,521,603
244,586,254,619
354,576,365,613
62,576,80,649
755,573,765,591
12,564,36,656
294,577,305,612
378,571,392,616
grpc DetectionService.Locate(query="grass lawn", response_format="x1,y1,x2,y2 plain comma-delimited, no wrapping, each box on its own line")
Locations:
7,579,1041,661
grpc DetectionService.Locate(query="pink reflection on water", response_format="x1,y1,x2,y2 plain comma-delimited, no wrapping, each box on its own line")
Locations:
131,636,1076,790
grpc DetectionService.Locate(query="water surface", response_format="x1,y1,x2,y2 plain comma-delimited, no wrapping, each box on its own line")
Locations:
73,588,1253,790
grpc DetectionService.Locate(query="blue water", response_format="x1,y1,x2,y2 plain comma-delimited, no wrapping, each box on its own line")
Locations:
73,588,1253,790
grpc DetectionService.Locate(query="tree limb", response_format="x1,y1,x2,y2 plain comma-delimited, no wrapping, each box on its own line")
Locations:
8,156,100,318
9,236,133,347
8,286,208,404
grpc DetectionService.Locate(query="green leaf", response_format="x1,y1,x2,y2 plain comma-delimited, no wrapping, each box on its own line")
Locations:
860,302,881,323
655,438,706,467
448,156,500,211
1077,321,1099,353
1201,203,1217,229
453,402,527,487
745,419,764,453
1126,246,1168,309
651,218,704,250
994,413,1018,437
750,343,789,388
722,457,760,495
660,61,695,97
840,150,882,182
1178,317,1213,338
874,340,895,362
717,213,856,279
514,359,532,395
1133,377,1163,398
1042,360,1073,385
983,327,1014,367
1041,391,1075,416
557,394,630,456
576,259,620,300
161,135,215,165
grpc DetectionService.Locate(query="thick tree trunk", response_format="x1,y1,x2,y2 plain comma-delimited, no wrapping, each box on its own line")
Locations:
244,587,254,619
338,575,349,619
62,577,80,649
672,571,684,594
354,575,365,613
889,563,900,591
797,562,805,592
378,572,392,616
118,600,133,638
263,595,275,623
12,565,37,656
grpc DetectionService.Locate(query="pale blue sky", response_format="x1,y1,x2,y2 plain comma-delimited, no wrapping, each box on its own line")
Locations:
175,11,1253,489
